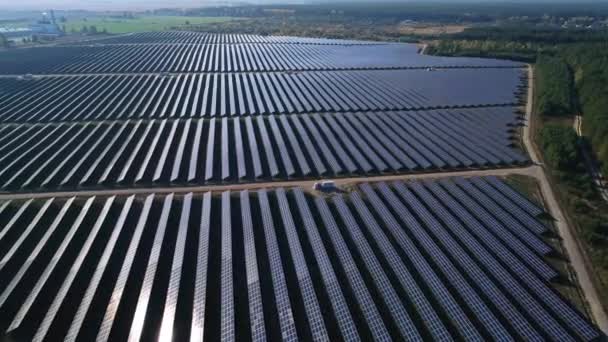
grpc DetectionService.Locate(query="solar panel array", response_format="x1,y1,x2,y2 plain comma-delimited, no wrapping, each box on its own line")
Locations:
0,69,524,123
0,32,522,75
0,178,601,341
0,108,526,191
77,31,388,45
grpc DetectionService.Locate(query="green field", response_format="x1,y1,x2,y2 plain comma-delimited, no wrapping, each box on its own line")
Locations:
62,16,238,34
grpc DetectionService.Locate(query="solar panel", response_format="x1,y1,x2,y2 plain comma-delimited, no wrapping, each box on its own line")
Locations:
256,116,279,177
96,194,154,341
380,182,511,340
153,120,179,182
341,114,394,171
0,198,34,248
20,123,90,188
438,179,557,280
117,120,155,184
220,191,235,341
423,181,594,341
205,118,217,181
1,198,73,327
292,189,359,341
240,191,267,341
129,194,174,341
158,193,193,341
406,181,544,340
275,188,329,341
27,196,111,342
313,196,391,341
245,117,263,178
0,198,53,271
191,192,211,342
453,177,550,253
469,177,546,234
135,120,168,183
351,189,457,340
484,176,545,216
221,118,230,180
360,183,482,340
171,118,192,182
64,195,135,342
278,115,311,176
311,115,356,173
268,116,295,177
257,190,298,341
2,123,77,188
324,114,372,173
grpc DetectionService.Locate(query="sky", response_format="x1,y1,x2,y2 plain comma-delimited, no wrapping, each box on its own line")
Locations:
0,0,597,12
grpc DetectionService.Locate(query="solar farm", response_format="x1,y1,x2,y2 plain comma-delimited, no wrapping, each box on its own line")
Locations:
0,30,603,341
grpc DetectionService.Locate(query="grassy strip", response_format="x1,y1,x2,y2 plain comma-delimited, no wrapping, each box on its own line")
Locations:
62,16,237,34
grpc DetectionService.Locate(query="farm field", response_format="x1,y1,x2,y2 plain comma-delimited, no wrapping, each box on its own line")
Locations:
0,179,601,341
62,16,238,34
0,30,603,341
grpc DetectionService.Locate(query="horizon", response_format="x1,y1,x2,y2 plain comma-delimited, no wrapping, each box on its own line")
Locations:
2,0,608,12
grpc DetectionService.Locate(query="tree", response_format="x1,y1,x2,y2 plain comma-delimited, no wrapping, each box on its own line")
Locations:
89,25,98,34
541,124,580,170
81,25,89,34
535,55,575,116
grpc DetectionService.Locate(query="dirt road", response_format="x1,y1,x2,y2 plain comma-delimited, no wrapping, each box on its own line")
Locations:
526,67,608,333
0,166,540,201
574,115,608,202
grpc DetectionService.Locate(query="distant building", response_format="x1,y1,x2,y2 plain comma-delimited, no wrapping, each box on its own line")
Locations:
29,22,63,36
0,27,34,43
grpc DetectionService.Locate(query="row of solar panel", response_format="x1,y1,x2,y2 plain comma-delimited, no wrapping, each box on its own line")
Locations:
0,178,600,342
0,69,525,123
0,109,526,190
83,31,384,45
0,42,522,75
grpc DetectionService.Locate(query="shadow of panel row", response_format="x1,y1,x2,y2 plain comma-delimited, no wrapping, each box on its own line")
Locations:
0,36,522,75
0,69,525,123
77,31,387,45
0,108,527,191
0,178,601,342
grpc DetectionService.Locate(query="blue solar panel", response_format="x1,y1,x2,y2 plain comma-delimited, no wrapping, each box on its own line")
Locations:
314,196,392,341
240,191,267,341
129,194,174,341
292,189,359,341
257,190,298,341
438,179,557,280
275,188,329,341
360,183,482,340
423,181,581,340
348,192,448,340
64,196,135,342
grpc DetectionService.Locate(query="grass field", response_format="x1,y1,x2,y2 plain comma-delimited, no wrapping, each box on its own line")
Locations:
62,16,238,34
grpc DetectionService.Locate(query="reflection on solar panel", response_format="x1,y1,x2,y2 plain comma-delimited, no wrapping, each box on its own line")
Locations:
0,108,527,191
0,178,601,341
0,32,522,75
0,69,524,123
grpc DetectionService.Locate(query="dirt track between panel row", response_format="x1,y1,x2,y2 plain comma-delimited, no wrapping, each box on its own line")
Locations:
0,166,540,200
